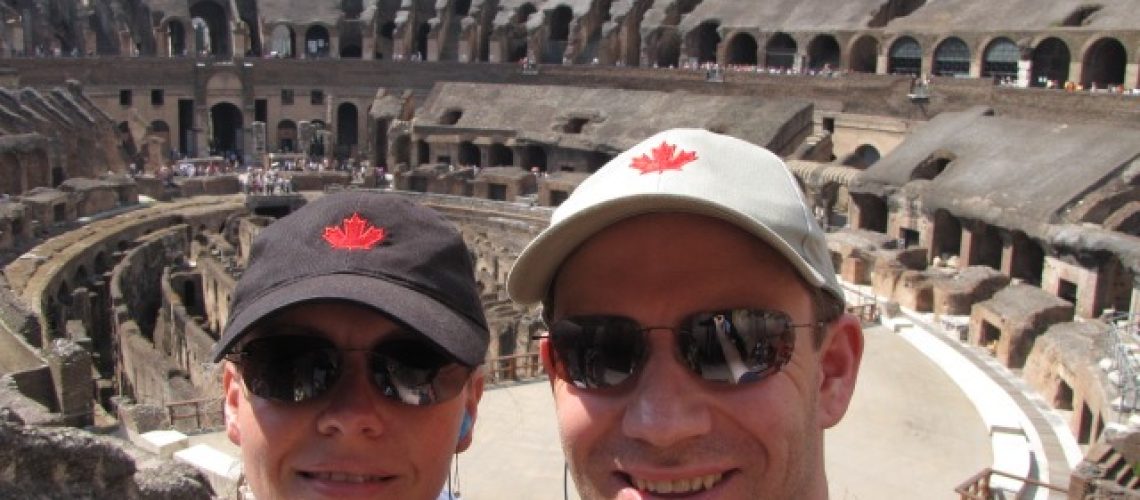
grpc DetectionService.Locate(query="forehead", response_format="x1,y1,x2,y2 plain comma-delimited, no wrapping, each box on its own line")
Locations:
550,213,810,317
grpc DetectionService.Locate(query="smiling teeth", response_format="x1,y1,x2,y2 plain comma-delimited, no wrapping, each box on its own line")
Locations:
308,471,386,483
632,473,723,494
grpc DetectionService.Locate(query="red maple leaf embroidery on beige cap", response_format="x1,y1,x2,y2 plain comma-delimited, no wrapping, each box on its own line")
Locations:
630,141,698,174
323,212,387,250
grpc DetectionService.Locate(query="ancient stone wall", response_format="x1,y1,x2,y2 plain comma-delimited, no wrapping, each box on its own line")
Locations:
155,267,221,398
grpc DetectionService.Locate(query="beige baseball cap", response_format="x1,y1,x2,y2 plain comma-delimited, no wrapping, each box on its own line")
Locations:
507,128,842,306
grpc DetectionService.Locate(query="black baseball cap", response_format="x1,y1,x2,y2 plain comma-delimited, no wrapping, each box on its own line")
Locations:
210,191,489,367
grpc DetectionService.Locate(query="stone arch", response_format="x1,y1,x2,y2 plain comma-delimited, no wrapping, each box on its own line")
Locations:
149,120,171,149
765,32,797,69
189,0,229,57
688,21,720,64
393,134,410,166
522,145,547,171
842,144,880,169
548,5,572,42
305,25,331,58
164,18,189,56
807,34,840,70
209,102,243,155
416,22,431,60
933,36,970,76
277,119,297,152
489,143,513,167
1031,37,1070,87
724,32,757,65
981,37,1019,80
455,0,471,16
416,139,430,164
654,29,681,68
847,35,879,73
94,251,110,275
1081,36,1126,87
888,35,921,75
458,141,480,167
269,24,296,58
340,23,362,58
336,103,359,159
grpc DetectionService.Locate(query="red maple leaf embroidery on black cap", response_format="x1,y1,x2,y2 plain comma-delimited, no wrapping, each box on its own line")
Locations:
323,213,386,250
630,141,697,174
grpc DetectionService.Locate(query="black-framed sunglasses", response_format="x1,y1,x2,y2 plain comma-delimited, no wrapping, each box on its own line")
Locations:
540,309,818,390
226,335,471,406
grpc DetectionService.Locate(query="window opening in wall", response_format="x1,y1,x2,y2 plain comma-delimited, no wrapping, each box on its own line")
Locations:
888,36,922,75
563,118,589,134
488,184,507,201
311,90,325,105
901,228,920,248
1055,380,1074,410
1062,4,1102,27
911,153,954,181
440,109,463,125
981,321,1000,355
822,117,835,133
120,90,132,106
53,203,66,223
255,99,268,123
1058,279,1078,304
151,89,164,106
281,89,294,105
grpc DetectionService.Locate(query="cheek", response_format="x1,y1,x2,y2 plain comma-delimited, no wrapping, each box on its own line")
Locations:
552,382,619,459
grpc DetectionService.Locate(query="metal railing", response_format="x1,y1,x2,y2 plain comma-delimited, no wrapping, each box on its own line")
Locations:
1106,312,1140,416
487,352,545,384
842,285,880,324
954,468,1067,499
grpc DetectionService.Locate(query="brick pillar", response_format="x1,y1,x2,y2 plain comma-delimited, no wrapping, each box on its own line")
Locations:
47,339,93,427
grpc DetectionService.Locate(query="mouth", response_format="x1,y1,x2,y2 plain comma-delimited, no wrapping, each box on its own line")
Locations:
299,470,394,484
624,471,728,496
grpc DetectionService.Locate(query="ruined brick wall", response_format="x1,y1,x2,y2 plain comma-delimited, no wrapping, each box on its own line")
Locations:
156,267,222,398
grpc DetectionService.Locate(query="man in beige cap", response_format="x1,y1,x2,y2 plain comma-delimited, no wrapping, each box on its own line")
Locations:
508,129,864,499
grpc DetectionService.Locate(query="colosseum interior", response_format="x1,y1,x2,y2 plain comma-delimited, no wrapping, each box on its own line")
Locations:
0,0,1139,498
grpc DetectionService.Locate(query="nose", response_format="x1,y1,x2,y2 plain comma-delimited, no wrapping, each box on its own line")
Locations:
316,353,387,438
621,331,712,447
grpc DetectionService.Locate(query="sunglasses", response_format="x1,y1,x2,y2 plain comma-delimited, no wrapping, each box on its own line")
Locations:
227,335,470,406
543,309,817,390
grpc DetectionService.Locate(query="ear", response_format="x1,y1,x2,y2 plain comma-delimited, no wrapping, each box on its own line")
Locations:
223,361,243,446
455,370,485,453
816,313,864,429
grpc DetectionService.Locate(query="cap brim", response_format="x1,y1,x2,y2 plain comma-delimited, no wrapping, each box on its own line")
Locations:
507,193,829,305
211,273,487,366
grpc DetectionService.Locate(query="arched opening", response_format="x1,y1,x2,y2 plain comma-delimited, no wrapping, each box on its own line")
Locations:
489,144,513,167
933,37,970,76
305,25,330,58
655,30,681,68
523,145,547,171
458,142,480,167
167,20,187,56
268,25,294,58
343,0,364,18
336,103,358,159
982,37,1019,80
847,36,880,74
549,5,572,42
725,33,757,65
392,134,410,166
149,120,171,149
693,22,720,64
440,109,463,125
209,102,243,156
416,22,430,60
416,140,430,164
1082,37,1126,87
911,153,953,181
765,33,797,70
888,36,921,75
807,35,840,70
1031,37,1070,87
189,1,229,57
277,120,297,152
340,24,362,58
515,3,536,24
843,145,880,169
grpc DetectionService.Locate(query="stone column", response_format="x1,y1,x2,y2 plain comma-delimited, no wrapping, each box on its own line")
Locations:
47,339,93,427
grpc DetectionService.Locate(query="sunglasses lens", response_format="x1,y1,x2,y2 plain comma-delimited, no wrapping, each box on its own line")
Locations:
550,316,644,389
680,310,796,384
238,336,340,403
371,340,470,406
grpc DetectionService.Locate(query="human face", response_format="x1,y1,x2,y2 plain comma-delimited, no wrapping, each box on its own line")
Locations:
223,302,484,500
542,213,862,500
